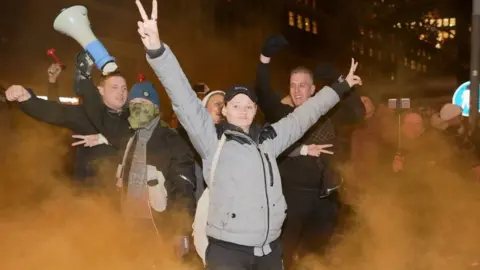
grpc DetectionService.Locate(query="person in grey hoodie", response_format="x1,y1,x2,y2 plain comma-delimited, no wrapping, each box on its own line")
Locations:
134,1,362,268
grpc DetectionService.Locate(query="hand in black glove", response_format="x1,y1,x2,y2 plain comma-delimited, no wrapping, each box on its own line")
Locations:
314,62,342,83
73,51,94,96
261,35,289,58
75,51,94,79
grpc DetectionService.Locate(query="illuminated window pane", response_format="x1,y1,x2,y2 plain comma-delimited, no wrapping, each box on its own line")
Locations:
305,18,311,32
450,29,456,38
443,31,449,39
443,18,449,27
430,19,435,25
435,43,442,49
404,57,408,67
297,15,303,29
437,32,443,41
410,60,416,70
369,48,373,57
450,18,456,27
312,21,318,34
419,34,425,40
437,19,442,27
289,11,295,26
369,30,374,39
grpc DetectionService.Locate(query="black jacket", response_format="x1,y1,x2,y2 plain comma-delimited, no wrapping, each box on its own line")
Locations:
19,83,126,185
255,62,364,190
81,81,196,234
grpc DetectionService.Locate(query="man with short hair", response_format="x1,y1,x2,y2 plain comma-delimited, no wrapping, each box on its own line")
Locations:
4,70,130,186
256,35,364,268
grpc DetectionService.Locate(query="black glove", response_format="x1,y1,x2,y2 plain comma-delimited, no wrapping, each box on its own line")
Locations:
314,62,342,82
75,51,94,79
261,35,289,58
73,51,95,96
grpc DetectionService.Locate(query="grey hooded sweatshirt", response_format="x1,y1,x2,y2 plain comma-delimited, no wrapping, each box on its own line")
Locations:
146,44,349,256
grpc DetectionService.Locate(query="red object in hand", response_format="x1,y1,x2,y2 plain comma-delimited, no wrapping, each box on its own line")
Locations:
138,73,146,82
47,48,65,69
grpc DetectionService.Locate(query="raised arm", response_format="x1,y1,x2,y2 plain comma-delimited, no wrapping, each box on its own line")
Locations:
270,59,362,157
146,45,218,158
134,0,217,159
255,35,293,123
6,85,84,131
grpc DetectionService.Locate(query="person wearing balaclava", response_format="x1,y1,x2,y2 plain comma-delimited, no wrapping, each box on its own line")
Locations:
84,80,197,260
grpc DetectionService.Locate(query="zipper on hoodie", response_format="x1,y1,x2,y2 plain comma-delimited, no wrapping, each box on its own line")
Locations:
257,148,270,254
264,154,274,187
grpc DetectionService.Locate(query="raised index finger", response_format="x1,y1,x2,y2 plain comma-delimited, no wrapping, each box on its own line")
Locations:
151,0,158,20
136,0,149,21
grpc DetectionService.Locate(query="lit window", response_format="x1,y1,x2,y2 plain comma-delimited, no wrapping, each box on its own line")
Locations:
419,34,425,40
419,22,423,27
305,18,311,32
443,31,449,39
437,32,443,41
312,21,318,34
289,11,295,26
450,29,456,38
437,19,442,27
369,30,374,39
450,18,456,27
396,22,402,28
297,15,303,29
430,19,435,25
435,43,442,49
369,48,373,57
391,74,395,81
410,60,416,70
443,18,449,27
404,57,408,67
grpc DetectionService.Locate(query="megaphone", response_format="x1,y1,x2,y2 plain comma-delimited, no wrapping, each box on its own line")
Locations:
53,5,117,75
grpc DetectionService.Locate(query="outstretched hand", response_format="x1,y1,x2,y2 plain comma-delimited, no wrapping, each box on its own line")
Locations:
135,0,162,50
344,58,362,88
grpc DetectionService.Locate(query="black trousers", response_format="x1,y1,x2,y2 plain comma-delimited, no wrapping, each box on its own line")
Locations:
281,189,339,269
206,237,284,270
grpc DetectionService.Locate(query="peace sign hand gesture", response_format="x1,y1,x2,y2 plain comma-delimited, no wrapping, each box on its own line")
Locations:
345,58,362,88
135,0,162,51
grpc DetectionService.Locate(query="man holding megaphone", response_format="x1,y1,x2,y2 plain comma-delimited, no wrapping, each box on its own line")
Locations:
53,5,118,75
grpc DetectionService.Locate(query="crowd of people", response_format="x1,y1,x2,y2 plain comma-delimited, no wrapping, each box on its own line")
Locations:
1,0,480,269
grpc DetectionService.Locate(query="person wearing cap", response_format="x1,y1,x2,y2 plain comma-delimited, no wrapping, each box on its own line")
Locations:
134,2,362,267
78,72,197,259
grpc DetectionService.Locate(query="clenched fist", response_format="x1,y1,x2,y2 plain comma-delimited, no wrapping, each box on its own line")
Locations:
5,85,31,102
